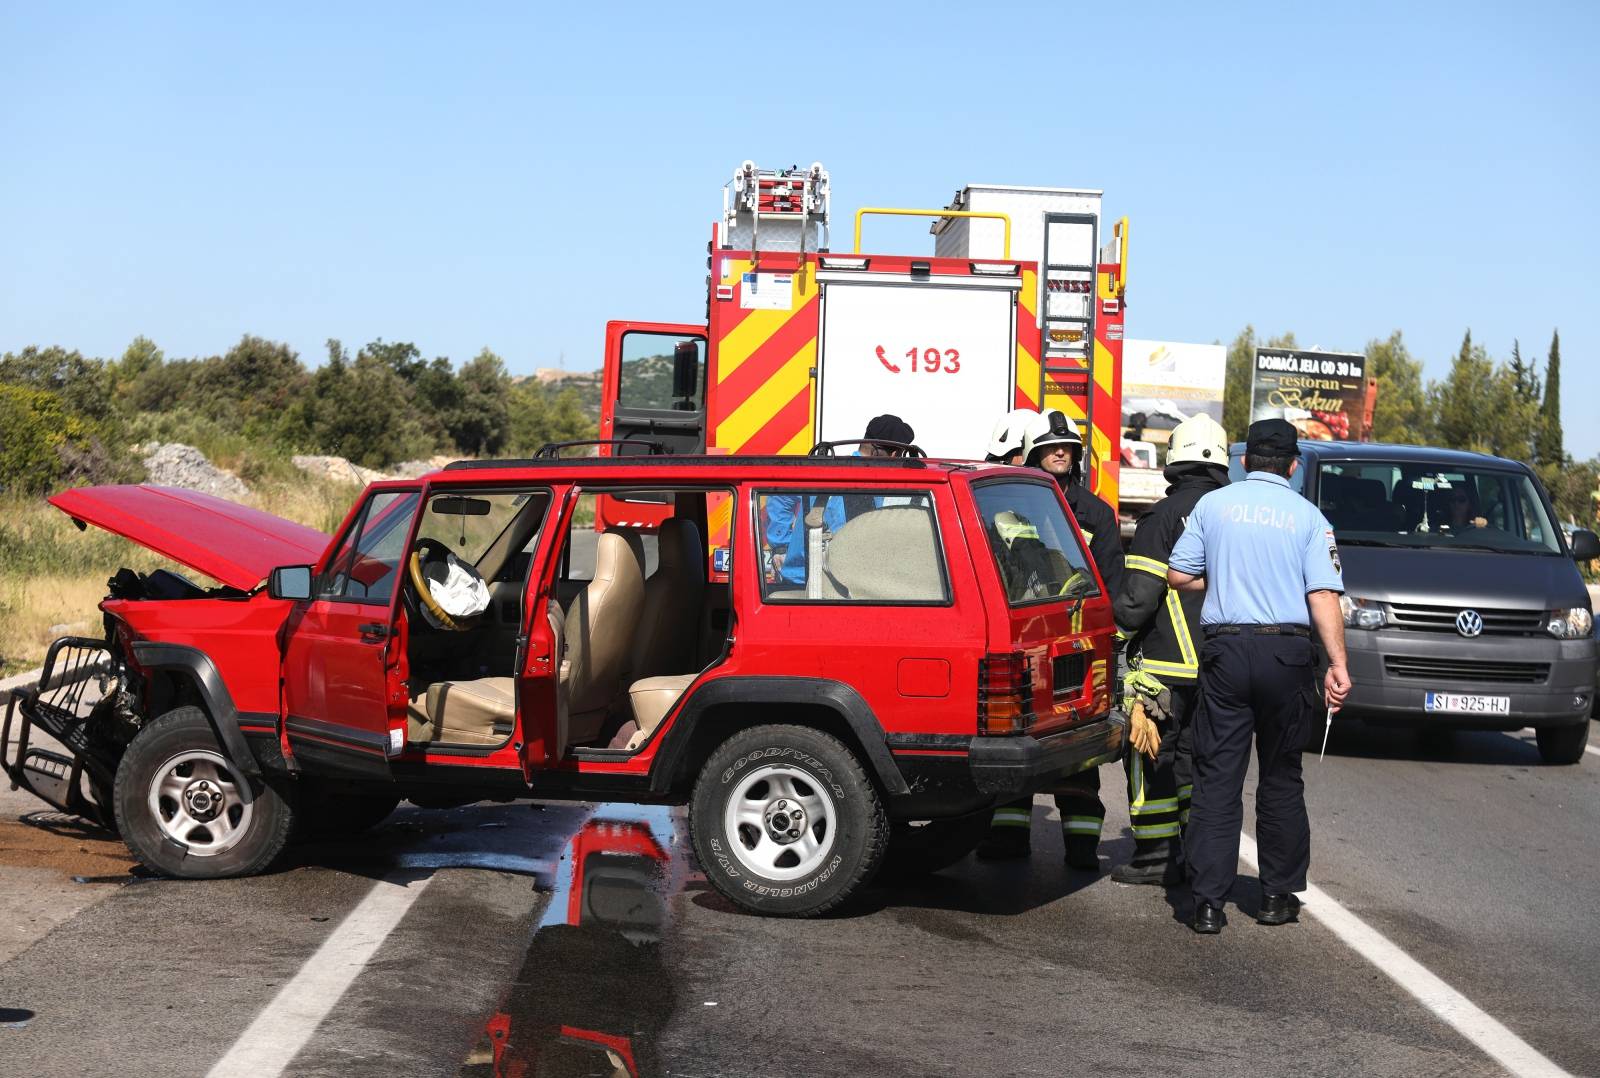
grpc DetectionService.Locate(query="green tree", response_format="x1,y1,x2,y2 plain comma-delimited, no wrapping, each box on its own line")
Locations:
507,380,595,454
1221,326,1256,441
1429,330,1539,461
0,345,118,424
1364,332,1431,444
1536,329,1564,466
450,348,513,456
0,384,94,493
109,336,164,395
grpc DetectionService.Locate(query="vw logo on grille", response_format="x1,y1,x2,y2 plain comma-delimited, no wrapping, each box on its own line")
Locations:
1455,609,1484,637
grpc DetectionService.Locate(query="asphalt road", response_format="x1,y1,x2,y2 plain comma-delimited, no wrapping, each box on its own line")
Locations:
2,720,1596,1077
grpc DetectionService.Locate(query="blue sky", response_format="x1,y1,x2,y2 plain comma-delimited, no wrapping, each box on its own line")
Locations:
3,2,1596,454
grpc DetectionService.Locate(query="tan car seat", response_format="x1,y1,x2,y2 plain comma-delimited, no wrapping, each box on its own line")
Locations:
561,530,645,743
821,505,945,601
634,518,706,680
406,677,515,746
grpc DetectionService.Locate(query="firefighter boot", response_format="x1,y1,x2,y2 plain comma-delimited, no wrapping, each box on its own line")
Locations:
1111,840,1184,886
976,802,1032,860
1064,833,1101,872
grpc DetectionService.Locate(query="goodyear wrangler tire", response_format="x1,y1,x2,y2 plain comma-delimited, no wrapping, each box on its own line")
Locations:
690,724,887,917
113,706,296,879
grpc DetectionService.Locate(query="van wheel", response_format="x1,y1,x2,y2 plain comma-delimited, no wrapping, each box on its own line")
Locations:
690,724,887,917
113,707,296,879
1534,722,1590,765
882,811,991,877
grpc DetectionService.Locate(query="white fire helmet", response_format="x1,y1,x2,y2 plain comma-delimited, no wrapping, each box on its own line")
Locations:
986,408,1039,462
1021,409,1084,464
1166,413,1229,467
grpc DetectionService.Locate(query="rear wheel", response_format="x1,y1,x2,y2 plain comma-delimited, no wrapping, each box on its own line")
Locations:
1534,721,1590,765
113,707,296,879
690,724,887,917
882,810,991,877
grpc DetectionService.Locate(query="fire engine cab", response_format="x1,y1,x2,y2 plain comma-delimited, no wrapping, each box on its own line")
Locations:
599,160,1128,551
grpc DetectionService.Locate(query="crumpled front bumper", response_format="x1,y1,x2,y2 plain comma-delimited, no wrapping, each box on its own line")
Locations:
0,637,119,828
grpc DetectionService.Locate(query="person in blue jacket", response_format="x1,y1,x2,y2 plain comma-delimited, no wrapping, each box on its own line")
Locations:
767,415,914,585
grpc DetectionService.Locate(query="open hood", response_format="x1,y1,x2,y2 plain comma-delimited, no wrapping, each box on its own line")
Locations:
50,485,332,591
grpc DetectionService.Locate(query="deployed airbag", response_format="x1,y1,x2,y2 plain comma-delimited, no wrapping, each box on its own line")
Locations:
422,554,491,618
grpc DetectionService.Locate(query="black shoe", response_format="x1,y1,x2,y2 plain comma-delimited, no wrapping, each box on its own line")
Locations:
1111,858,1185,887
975,827,1031,860
1190,904,1225,934
1064,835,1101,872
1257,892,1301,926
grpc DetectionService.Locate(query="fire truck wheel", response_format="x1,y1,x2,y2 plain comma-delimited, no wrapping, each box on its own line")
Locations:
113,706,297,880
881,810,992,878
690,724,887,918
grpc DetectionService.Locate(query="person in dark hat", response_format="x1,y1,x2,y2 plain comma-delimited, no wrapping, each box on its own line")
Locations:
862,414,915,456
1165,418,1351,934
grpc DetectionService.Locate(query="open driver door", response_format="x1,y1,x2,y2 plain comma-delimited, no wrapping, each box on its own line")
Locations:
518,486,579,775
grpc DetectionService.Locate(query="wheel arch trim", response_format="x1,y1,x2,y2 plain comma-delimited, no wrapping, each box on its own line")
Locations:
129,642,261,776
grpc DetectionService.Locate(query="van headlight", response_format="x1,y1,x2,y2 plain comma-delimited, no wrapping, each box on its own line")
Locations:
1546,607,1594,639
1340,595,1388,630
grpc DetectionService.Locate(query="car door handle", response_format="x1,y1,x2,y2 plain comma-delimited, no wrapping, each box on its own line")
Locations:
358,622,390,640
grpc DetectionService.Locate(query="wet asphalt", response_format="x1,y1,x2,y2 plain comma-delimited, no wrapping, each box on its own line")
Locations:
1,720,1597,1077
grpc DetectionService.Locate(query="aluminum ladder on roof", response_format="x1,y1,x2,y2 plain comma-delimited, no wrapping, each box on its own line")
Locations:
1039,211,1101,484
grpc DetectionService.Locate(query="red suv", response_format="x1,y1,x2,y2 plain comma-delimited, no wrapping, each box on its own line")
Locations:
3,448,1120,915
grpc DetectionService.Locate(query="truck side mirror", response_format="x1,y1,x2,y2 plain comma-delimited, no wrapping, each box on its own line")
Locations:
1569,529,1600,561
671,340,699,405
269,565,313,601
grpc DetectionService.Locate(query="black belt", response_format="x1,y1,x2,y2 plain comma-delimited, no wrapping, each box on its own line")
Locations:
1204,623,1312,638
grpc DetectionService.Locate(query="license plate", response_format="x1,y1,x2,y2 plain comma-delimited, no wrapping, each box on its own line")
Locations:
1424,692,1510,715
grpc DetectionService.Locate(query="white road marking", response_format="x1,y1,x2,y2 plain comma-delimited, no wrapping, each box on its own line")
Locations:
206,872,433,1078
1583,744,1599,759
1237,833,1572,1078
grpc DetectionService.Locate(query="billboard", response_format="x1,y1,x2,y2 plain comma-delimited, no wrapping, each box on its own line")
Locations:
1121,339,1226,434
1250,347,1367,441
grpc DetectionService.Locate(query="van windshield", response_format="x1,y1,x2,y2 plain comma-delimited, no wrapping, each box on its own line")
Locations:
972,481,1100,604
1316,460,1561,554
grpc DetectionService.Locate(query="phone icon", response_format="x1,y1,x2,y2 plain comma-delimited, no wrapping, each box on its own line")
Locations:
875,345,901,374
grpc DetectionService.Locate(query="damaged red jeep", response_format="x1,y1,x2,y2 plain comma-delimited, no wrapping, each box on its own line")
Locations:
2,443,1121,915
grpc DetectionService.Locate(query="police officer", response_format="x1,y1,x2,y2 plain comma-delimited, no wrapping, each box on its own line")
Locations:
1166,418,1351,934
977,409,1123,867
1110,413,1230,886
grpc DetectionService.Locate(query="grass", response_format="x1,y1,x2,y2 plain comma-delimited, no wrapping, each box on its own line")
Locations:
0,470,359,676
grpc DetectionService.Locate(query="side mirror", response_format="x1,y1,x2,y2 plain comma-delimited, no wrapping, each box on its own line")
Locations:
269,565,313,601
671,340,699,404
1569,529,1600,562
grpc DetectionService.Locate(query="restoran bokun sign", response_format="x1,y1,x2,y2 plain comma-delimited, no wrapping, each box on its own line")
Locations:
1249,347,1367,441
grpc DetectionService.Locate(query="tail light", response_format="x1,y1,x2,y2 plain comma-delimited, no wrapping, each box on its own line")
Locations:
978,652,1035,735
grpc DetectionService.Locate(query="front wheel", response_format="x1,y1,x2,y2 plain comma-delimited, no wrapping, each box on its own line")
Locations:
690,724,887,917
113,707,296,879
1534,721,1590,765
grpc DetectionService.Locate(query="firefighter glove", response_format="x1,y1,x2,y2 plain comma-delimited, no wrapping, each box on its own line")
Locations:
1128,697,1162,760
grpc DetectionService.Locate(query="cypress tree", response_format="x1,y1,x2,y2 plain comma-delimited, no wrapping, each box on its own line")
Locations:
1537,330,1564,465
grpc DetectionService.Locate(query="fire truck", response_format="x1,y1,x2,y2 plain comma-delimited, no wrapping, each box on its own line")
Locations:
598,160,1128,554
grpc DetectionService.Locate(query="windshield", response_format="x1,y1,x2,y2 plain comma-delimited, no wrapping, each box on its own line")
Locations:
972,480,1100,604
1315,460,1561,554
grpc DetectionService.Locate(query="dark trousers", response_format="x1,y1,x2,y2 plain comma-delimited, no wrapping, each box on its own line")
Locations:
1185,631,1315,908
1122,682,1196,865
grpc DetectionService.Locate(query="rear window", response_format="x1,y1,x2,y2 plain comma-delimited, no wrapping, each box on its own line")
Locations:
755,489,949,603
972,481,1099,604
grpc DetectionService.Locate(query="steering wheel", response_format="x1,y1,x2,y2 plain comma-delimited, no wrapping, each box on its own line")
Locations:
406,537,486,632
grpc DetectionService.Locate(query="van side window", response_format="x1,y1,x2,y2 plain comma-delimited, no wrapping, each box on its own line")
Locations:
755,490,948,603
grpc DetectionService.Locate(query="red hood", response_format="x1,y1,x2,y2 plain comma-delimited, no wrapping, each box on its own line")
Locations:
50,485,332,591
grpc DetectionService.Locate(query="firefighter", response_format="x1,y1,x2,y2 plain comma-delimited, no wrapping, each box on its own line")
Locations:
978,409,1123,868
1109,413,1230,886
1167,418,1350,934
985,408,1039,465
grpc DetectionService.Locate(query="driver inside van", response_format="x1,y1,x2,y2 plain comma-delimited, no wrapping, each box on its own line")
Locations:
1446,485,1488,531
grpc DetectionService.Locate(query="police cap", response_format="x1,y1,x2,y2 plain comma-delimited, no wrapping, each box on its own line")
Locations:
1246,417,1298,456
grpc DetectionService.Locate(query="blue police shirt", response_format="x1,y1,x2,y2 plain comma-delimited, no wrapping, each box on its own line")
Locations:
1168,471,1344,626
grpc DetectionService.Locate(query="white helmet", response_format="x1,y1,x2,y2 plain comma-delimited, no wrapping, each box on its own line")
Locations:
1022,409,1084,464
986,408,1038,462
1166,413,1229,466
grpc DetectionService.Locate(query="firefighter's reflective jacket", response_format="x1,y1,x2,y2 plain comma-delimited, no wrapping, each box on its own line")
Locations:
1063,482,1125,598
1113,466,1228,683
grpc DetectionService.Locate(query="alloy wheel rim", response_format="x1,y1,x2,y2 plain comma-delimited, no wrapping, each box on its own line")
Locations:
147,749,253,856
723,764,837,881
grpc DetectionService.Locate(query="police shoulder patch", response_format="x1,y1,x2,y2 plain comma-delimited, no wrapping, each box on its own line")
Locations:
1325,528,1341,573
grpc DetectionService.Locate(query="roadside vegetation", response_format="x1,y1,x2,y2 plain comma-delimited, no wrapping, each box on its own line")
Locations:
0,335,598,675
